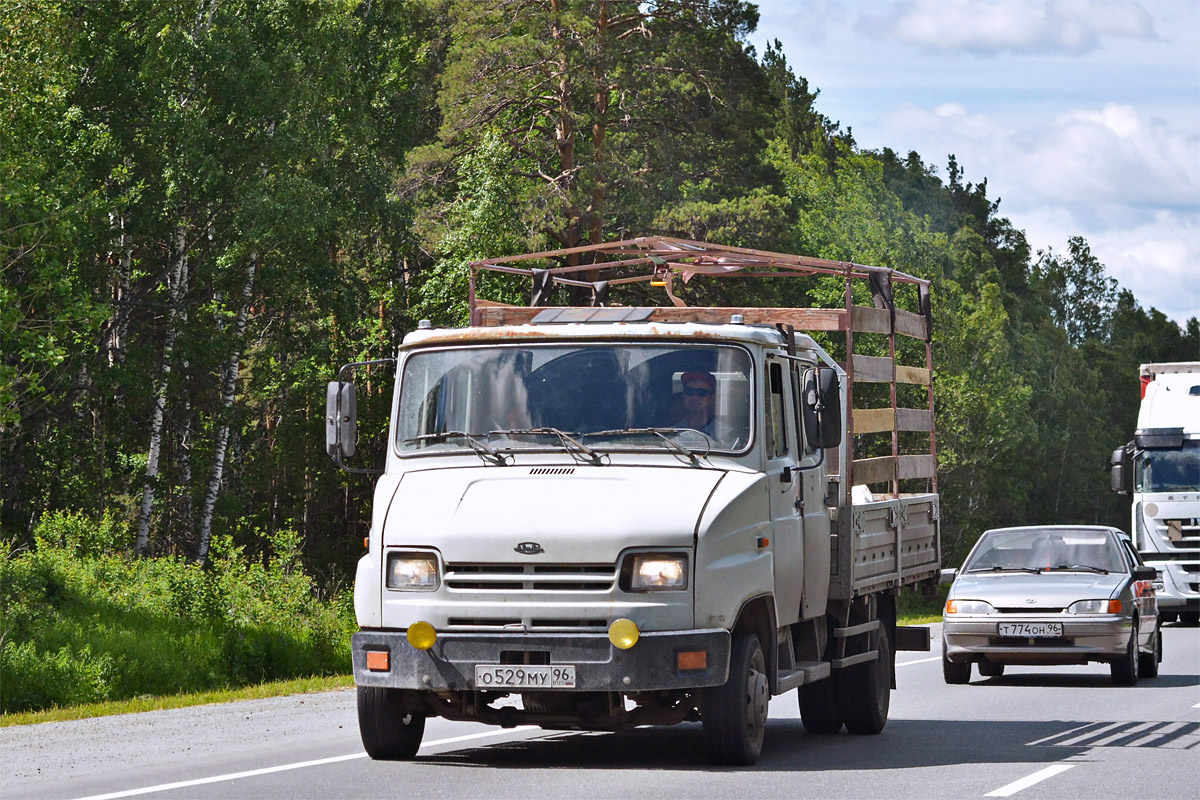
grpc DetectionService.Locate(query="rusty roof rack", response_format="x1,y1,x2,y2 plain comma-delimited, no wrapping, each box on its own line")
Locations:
468,236,936,496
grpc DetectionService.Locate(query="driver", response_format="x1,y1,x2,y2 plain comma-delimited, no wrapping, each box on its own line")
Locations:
673,371,718,435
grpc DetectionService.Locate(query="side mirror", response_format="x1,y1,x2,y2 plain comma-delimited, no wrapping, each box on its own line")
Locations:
1110,445,1130,495
326,381,357,458
939,568,959,585
1132,565,1157,582
802,367,843,449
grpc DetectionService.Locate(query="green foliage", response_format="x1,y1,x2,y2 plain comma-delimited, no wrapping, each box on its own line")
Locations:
0,513,353,714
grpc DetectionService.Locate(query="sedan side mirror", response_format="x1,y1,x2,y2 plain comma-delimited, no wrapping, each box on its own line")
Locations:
939,568,959,585
1132,565,1157,582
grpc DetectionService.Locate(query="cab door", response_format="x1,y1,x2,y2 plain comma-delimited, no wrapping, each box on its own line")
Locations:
791,361,831,619
766,358,804,626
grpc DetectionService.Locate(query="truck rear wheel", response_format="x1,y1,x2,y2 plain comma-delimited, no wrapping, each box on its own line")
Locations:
358,686,426,760
798,678,843,734
701,631,768,765
836,626,891,734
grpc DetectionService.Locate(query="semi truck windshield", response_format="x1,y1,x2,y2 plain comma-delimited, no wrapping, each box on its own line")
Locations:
396,343,753,454
1136,441,1200,492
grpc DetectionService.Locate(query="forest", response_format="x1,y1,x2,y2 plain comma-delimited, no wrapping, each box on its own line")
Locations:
1,1,1197,711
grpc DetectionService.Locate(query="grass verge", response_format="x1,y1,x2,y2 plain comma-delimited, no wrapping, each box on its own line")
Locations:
0,673,354,728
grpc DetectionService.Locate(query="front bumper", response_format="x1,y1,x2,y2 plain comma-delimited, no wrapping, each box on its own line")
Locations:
353,628,731,692
1146,560,1200,611
943,615,1131,666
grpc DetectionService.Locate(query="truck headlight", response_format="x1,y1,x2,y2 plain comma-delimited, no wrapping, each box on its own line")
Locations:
386,552,439,591
623,554,688,592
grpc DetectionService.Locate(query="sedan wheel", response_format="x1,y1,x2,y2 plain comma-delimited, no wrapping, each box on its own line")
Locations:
978,661,1005,678
1110,619,1140,686
942,639,970,685
1138,626,1161,679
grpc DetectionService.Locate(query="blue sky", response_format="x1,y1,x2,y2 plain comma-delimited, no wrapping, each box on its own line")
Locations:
747,0,1200,327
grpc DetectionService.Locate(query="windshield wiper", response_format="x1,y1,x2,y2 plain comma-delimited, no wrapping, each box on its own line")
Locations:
488,427,605,466
406,431,510,466
586,427,708,466
967,566,1043,574
1046,564,1110,574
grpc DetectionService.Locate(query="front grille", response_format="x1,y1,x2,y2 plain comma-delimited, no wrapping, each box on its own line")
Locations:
994,607,1064,614
446,618,607,630
1161,518,1200,544
444,563,616,592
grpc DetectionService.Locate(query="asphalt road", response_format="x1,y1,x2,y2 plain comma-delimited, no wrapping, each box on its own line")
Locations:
4,622,1197,800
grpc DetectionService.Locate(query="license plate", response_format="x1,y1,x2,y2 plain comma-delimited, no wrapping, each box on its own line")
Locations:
474,665,576,689
998,622,1062,638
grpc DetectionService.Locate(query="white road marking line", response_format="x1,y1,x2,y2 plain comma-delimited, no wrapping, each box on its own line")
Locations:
1090,721,1156,746
1193,702,1200,709
71,726,540,800
895,656,941,666
985,764,1075,797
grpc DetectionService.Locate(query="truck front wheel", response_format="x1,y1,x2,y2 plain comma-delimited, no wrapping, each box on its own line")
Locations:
701,631,768,765
836,626,891,734
358,686,426,760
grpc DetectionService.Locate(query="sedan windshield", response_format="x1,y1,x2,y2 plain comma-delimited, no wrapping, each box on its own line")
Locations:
963,529,1126,574
1136,441,1200,492
396,343,753,455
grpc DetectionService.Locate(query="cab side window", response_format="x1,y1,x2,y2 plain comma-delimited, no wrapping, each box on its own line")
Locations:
766,361,789,459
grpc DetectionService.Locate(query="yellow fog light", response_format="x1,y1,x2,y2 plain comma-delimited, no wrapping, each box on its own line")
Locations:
608,618,640,650
406,621,437,650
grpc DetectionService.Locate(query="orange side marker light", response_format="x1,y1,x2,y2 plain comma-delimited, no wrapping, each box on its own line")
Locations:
366,650,390,672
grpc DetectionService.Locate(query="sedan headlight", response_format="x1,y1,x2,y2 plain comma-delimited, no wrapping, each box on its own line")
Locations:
1068,599,1121,614
623,553,688,592
945,599,995,615
386,552,439,591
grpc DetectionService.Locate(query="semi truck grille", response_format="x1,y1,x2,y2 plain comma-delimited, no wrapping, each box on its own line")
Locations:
1162,518,1200,544
444,563,616,592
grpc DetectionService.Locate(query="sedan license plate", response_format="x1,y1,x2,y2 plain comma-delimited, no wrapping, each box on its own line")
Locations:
998,622,1062,638
474,665,576,689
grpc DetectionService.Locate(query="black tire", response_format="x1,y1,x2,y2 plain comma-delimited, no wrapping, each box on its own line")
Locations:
1138,626,1161,679
978,661,1005,678
837,625,892,734
1110,619,1140,686
358,686,426,760
942,639,970,685
702,631,769,765
798,677,843,734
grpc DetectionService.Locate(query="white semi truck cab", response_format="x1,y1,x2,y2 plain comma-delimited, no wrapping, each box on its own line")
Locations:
1112,362,1200,624
328,238,941,765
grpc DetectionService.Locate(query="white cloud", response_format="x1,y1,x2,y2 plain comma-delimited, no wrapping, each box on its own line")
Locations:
878,101,1200,322
857,0,1159,55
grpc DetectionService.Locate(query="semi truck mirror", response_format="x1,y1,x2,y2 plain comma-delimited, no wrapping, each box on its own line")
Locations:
1110,445,1129,495
326,381,358,459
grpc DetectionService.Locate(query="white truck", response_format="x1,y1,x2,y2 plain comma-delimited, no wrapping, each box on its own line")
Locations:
328,238,941,765
1111,362,1200,625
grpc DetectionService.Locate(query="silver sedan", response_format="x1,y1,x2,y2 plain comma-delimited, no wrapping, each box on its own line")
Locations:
941,525,1160,685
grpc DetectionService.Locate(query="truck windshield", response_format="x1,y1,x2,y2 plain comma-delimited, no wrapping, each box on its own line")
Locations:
1136,441,1200,492
396,343,753,455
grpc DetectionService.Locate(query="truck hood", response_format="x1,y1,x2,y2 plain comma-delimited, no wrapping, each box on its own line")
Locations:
382,465,726,563
951,572,1126,608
